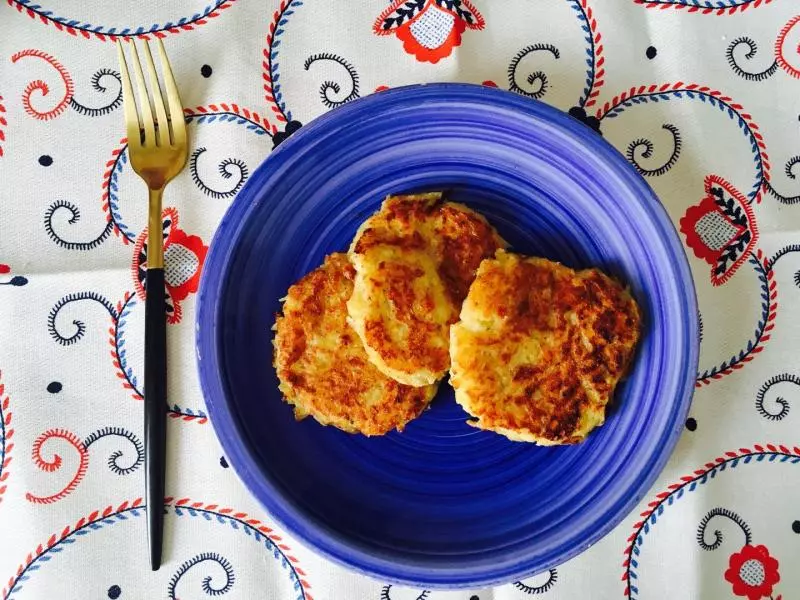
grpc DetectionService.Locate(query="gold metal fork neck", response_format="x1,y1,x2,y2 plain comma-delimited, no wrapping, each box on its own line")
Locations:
148,188,165,269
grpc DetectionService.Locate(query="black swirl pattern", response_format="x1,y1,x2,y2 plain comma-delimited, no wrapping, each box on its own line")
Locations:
190,147,249,199
764,156,800,205
756,373,799,421
626,124,682,177
83,427,143,476
507,44,560,100
168,552,235,599
726,37,778,82
696,508,753,551
44,200,113,250
380,586,428,600
767,244,800,270
513,569,558,594
303,53,360,108
69,68,123,117
47,291,117,346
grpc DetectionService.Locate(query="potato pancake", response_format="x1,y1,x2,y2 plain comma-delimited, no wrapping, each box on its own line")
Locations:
273,253,437,435
450,250,641,444
348,192,507,386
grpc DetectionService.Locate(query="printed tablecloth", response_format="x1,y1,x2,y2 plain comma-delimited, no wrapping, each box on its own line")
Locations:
1,1,799,598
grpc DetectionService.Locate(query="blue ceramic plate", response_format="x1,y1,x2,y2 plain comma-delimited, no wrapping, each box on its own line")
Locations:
196,83,698,588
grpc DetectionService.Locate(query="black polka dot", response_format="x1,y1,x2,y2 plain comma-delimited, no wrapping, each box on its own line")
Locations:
792,520,800,534
646,46,657,60
107,585,121,599
46,381,62,394
685,417,697,432
38,155,53,167
219,456,229,468
200,64,213,78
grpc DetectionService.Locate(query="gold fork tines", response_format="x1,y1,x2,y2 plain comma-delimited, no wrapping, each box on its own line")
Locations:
117,38,187,572
117,39,188,267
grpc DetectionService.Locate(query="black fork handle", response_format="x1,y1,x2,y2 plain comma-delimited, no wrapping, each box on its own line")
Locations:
144,266,167,570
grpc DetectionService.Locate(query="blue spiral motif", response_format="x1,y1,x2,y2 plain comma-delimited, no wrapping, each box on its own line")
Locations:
380,586,428,600
503,1,599,108
69,69,123,117
83,427,143,476
303,53,360,109
171,504,306,599
48,292,117,346
168,552,235,598
766,245,800,271
507,44,560,100
108,110,268,242
514,568,558,594
602,89,765,202
190,147,249,199
44,199,114,251
3,503,307,600
625,123,682,177
726,37,778,83
755,373,799,421
764,156,800,205
696,508,752,551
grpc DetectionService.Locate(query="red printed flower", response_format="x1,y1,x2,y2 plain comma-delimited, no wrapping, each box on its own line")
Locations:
373,0,485,64
724,544,780,600
680,174,758,287
132,207,208,324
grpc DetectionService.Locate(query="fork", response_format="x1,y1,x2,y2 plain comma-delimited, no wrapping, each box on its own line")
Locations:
116,38,188,571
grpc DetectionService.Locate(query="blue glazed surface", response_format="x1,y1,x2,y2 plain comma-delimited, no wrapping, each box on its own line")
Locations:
196,83,698,588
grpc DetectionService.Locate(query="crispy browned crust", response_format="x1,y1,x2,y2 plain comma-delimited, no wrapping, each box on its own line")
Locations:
273,253,437,436
450,250,641,444
348,193,507,385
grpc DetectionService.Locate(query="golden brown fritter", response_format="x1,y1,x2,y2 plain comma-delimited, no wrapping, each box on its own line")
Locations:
450,250,641,444
273,253,438,436
347,192,507,386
